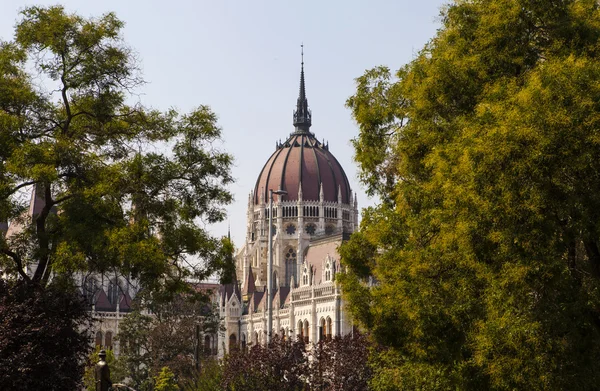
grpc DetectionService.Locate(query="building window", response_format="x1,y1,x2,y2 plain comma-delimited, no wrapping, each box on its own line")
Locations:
107,278,120,305
303,320,309,344
285,248,297,286
319,318,326,342
85,277,97,305
325,261,331,281
229,334,237,351
204,335,211,354
302,267,309,286
327,317,333,340
95,331,103,347
298,320,304,341
305,223,316,235
105,331,113,349
286,224,296,235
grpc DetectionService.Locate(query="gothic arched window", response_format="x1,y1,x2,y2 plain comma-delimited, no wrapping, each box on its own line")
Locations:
285,248,297,286
319,318,326,341
204,335,211,354
85,277,97,305
303,320,309,343
229,334,237,351
105,331,113,349
95,331,103,347
107,278,120,305
298,320,304,341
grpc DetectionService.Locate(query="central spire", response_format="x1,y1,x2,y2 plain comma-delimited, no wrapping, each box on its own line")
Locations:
293,44,312,133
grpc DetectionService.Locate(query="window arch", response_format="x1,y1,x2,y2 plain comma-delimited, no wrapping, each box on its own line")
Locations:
204,335,211,354
303,320,309,343
253,331,259,345
105,331,113,349
327,317,333,340
241,333,247,351
302,267,309,286
285,248,297,286
229,334,237,351
95,331,103,347
319,318,326,342
85,277,97,305
298,320,304,341
107,278,120,305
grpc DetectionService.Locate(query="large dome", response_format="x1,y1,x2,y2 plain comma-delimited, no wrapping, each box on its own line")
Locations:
253,58,351,205
253,132,351,204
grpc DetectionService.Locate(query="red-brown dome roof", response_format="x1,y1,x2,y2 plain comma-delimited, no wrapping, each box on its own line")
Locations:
254,132,351,204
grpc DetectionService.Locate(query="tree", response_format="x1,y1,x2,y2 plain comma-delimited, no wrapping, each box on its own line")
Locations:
0,278,91,390
312,332,371,391
221,335,309,391
0,4,233,292
0,5,233,388
219,333,372,391
116,295,222,390
340,0,600,389
154,367,180,391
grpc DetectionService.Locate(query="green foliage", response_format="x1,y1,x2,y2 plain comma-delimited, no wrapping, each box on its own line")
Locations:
0,5,233,292
116,297,221,390
183,359,222,391
155,367,180,391
0,5,233,390
342,0,600,389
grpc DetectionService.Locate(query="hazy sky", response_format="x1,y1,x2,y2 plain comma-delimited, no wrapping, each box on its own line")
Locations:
1,0,447,247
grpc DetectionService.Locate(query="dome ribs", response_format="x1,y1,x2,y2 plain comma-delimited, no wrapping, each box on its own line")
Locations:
317,148,339,203
278,136,296,201
328,151,351,203
309,137,322,198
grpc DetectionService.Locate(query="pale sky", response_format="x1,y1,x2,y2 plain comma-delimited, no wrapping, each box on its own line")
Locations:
1,0,447,247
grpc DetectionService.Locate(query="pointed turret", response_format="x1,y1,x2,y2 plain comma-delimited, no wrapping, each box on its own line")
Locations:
293,45,312,133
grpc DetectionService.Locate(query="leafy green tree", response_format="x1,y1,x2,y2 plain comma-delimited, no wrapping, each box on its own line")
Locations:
0,5,233,389
183,358,222,391
154,367,180,391
116,296,222,390
0,4,233,292
341,0,600,389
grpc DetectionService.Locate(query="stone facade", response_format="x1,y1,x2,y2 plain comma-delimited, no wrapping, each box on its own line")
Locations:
218,59,358,354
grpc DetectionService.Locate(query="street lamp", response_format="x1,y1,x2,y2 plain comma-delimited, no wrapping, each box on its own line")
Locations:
267,188,287,344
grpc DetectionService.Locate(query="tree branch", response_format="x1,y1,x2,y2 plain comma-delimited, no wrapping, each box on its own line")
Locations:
1,248,31,282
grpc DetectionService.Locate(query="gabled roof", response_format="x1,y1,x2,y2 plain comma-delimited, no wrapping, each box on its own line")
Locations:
220,282,241,306
119,292,133,312
252,291,265,313
277,286,290,308
94,289,113,311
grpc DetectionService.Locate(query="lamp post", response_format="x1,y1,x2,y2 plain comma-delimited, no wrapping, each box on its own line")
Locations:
267,188,287,344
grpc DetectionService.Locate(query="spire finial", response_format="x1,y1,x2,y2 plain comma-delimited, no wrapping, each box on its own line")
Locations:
293,44,312,133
